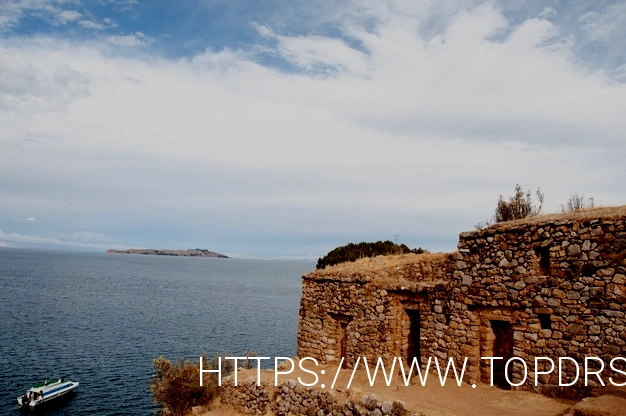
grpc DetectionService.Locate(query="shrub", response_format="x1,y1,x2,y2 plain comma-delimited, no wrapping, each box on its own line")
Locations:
561,193,594,212
494,184,544,223
316,240,425,269
476,185,545,230
151,355,230,416
242,350,258,369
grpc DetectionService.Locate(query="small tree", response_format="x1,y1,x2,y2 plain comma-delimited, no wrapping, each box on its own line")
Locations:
561,193,594,212
494,184,544,223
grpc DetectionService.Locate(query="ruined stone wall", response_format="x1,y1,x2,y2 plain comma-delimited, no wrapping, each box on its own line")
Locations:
297,254,456,368
297,275,398,367
219,375,273,414
219,375,414,416
455,211,626,395
296,206,626,397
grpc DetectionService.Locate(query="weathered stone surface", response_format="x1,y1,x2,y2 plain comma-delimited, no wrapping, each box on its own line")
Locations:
391,400,409,416
219,373,409,416
293,206,626,400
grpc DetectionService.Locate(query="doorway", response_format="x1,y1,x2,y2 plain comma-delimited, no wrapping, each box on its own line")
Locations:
490,320,514,389
329,313,350,366
406,309,421,365
339,321,348,361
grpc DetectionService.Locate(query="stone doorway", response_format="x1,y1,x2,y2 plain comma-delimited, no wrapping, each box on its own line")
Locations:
339,321,348,362
405,309,421,365
490,320,514,389
329,313,350,366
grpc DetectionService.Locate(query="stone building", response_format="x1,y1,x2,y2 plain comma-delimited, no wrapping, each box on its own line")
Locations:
297,206,626,396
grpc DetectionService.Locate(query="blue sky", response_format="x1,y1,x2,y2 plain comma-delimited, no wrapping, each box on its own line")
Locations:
1,1,625,258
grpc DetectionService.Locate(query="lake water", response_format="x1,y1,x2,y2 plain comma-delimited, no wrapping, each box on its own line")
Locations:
0,248,315,415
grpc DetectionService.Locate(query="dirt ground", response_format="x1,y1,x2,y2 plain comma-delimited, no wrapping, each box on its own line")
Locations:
194,362,623,416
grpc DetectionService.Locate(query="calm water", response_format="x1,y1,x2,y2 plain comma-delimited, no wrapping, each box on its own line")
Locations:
0,248,314,415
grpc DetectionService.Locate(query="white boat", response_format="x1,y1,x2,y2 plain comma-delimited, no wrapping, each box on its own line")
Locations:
16,378,79,408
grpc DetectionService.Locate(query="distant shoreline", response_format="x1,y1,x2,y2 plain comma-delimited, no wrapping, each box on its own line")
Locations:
105,248,229,258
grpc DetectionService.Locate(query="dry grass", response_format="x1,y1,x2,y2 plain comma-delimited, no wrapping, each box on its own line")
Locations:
305,252,451,279
482,205,626,231
311,206,626,279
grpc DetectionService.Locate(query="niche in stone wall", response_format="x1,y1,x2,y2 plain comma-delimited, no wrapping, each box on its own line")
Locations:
538,313,552,330
533,245,551,276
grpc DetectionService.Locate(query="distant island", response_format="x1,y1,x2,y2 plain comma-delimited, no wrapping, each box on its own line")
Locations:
106,248,229,258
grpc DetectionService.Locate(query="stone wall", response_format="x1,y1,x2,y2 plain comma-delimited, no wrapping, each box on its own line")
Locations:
219,375,415,416
219,375,273,414
297,206,626,397
297,253,456,368
454,209,626,395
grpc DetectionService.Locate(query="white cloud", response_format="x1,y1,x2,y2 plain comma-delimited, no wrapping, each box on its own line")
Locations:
1,2,625,255
79,19,104,30
254,23,369,75
27,217,36,221
0,0,83,30
538,7,556,20
104,31,147,47
580,2,626,42
78,17,117,31
56,9,80,24
0,40,90,113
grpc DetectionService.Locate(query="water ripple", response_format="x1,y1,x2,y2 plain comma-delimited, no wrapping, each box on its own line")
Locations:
0,249,312,415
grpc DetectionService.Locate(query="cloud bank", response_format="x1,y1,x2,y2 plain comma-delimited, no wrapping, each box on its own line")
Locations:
1,1,625,257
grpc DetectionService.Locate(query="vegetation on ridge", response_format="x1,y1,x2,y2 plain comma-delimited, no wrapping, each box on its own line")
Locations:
151,355,234,416
561,193,595,212
477,185,598,230
494,184,544,223
316,240,425,270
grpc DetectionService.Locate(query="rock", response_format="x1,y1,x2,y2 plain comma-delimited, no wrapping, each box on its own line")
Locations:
360,393,381,410
391,400,409,416
381,402,393,415
568,244,581,256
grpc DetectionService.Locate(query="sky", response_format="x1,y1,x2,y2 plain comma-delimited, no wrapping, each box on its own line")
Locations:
1,1,625,259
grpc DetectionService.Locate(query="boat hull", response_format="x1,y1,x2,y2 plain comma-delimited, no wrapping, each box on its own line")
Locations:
17,380,79,408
